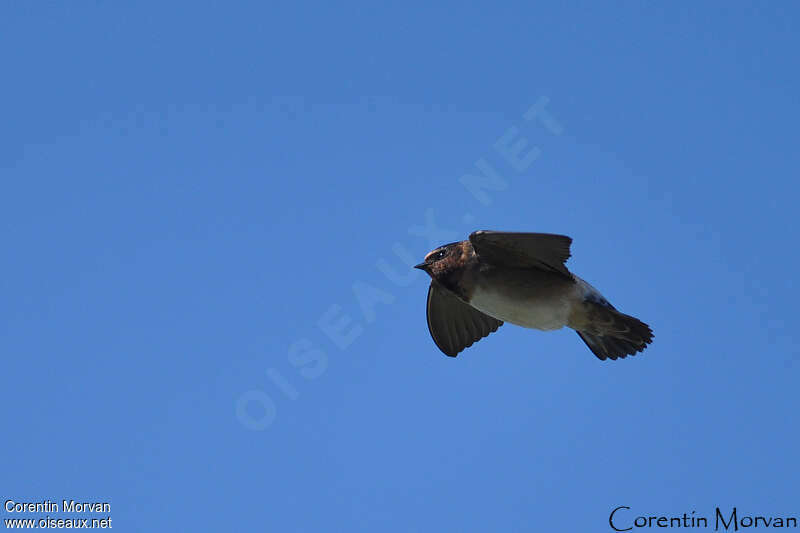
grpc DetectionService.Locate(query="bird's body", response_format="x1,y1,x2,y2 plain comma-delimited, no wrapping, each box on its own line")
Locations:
469,267,577,331
415,231,653,360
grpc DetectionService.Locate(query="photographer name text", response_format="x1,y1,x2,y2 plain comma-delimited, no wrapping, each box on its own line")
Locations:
5,500,110,514
610,506,797,531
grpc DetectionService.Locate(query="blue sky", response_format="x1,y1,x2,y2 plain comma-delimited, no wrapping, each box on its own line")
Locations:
2,2,798,531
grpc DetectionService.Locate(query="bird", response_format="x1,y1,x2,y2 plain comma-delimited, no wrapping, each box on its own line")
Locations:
415,231,653,360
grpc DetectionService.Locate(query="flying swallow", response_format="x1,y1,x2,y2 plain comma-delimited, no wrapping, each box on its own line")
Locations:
415,231,653,360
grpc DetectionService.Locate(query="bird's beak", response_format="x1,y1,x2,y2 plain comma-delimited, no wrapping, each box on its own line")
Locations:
414,262,428,271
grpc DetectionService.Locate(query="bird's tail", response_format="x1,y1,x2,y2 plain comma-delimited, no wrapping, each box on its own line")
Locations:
575,304,653,361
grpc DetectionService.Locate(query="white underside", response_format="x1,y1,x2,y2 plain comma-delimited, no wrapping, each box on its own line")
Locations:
469,286,574,331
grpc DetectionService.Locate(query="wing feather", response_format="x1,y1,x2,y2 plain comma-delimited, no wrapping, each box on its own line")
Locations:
469,230,573,277
425,281,503,357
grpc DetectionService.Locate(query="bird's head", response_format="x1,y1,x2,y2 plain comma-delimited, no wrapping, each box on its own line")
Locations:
414,242,465,280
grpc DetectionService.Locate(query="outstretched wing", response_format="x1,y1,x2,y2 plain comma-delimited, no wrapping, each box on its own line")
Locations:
425,281,503,357
469,230,573,277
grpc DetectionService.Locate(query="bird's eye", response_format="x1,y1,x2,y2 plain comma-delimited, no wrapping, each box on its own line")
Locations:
436,250,447,259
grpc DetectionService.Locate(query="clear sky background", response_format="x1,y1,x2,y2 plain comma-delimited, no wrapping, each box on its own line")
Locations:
2,2,799,531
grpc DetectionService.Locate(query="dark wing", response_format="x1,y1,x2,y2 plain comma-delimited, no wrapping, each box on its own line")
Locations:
425,281,503,357
469,230,573,277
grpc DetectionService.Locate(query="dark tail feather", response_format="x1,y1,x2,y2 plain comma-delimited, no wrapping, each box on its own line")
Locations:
576,309,653,361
